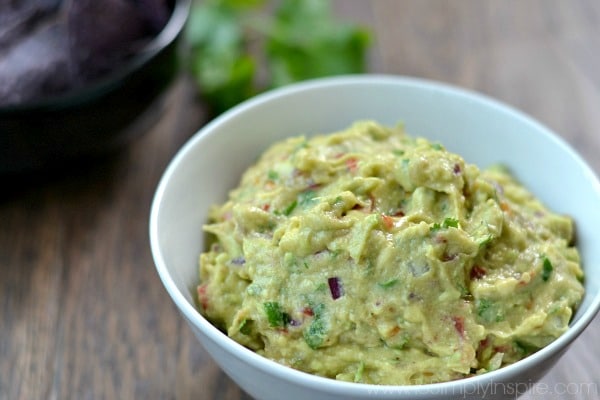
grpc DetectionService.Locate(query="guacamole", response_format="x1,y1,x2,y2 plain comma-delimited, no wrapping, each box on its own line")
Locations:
197,121,584,385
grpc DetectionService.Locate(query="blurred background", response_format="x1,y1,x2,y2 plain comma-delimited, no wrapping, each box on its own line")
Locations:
1,1,599,399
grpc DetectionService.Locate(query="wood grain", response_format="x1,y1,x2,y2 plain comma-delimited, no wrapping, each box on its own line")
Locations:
1,1,599,399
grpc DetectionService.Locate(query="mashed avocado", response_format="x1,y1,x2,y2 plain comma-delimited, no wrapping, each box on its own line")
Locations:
197,121,584,385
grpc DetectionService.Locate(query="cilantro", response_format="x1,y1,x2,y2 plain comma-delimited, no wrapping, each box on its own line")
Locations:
443,217,459,228
542,257,553,282
476,298,504,323
303,303,327,349
185,1,257,114
298,189,317,206
304,318,326,349
263,302,291,327
239,318,252,335
315,282,328,293
186,0,371,115
265,0,370,87
283,200,297,216
377,279,398,289
430,217,460,232
514,340,538,356
478,234,493,248
267,170,279,180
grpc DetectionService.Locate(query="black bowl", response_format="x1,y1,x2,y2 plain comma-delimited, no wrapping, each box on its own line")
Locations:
0,0,191,174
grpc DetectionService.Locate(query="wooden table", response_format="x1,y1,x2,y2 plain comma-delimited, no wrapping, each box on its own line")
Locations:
2,1,599,399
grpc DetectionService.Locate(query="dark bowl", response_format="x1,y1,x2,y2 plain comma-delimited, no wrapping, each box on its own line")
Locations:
0,0,191,174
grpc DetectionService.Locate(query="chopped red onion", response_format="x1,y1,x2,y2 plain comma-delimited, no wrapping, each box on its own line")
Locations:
230,256,246,265
328,277,344,300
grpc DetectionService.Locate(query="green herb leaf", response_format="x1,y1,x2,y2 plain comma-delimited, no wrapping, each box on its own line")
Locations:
430,217,459,232
478,234,493,248
476,298,504,323
283,200,297,216
298,189,317,206
303,303,327,349
186,2,256,114
185,0,371,115
443,217,459,228
239,318,252,335
263,302,291,327
266,0,370,87
315,282,328,293
542,257,553,282
514,340,538,356
378,279,398,289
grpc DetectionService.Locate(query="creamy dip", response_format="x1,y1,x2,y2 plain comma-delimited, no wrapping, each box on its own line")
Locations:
197,121,584,385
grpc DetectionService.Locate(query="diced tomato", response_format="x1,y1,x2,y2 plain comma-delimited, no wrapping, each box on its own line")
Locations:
197,284,210,310
302,306,314,316
452,315,465,338
493,345,509,353
346,157,358,172
382,214,394,230
479,337,490,349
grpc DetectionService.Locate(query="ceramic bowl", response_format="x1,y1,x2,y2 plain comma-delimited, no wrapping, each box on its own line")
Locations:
0,0,190,174
150,75,600,400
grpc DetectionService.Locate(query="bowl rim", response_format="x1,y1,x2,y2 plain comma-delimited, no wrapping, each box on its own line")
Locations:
0,0,191,112
150,74,600,395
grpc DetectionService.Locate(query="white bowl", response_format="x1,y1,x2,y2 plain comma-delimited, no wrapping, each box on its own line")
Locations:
150,75,600,400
